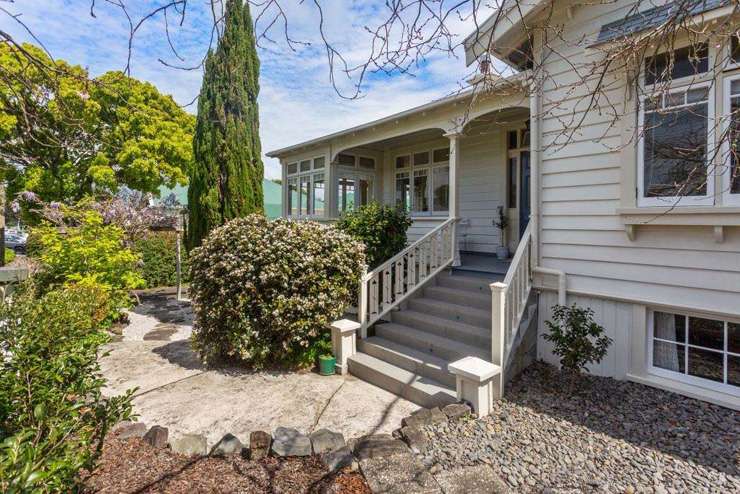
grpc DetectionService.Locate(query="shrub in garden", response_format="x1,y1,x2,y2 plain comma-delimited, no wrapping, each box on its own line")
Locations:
4,248,15,264
543,304,612,373
189,215,365,368
0,283,134,492
30,204,145,319
336,202,411,269
134,231,188,288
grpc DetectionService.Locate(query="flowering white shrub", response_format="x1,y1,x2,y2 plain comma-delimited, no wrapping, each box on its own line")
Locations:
189,215,366,368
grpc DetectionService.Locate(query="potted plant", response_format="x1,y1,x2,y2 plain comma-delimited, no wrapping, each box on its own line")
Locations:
494,206,509,259
318,353,336,376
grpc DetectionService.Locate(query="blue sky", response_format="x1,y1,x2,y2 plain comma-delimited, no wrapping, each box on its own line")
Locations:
1,1,493,179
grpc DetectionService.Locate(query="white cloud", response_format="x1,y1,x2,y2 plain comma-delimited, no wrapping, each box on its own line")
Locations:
1,0,495,179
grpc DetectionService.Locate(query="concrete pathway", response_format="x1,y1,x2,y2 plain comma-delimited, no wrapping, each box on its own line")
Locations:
102,292,418,445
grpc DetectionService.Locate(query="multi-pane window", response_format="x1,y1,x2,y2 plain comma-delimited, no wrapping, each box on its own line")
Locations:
651,311,739,391
395,147,450,215
336,153,375,213
639,43,713,206
286,156,327,217
724,76,740,205
731,36,740,65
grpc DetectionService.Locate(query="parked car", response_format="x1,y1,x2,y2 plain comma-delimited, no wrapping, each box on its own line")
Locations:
5,229,27,253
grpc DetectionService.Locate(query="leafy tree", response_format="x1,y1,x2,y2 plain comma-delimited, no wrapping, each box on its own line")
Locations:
0,43,194,203
188,0,264,249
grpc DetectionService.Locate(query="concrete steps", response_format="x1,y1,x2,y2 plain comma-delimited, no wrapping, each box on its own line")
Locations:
347,352,457,409
348,270,504,408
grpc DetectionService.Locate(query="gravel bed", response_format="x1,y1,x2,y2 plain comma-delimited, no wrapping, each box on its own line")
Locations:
419,362,739,493
83,434,370,493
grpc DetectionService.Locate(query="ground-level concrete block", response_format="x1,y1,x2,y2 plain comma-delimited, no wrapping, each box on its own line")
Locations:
448,356,501,418
329,319,359,374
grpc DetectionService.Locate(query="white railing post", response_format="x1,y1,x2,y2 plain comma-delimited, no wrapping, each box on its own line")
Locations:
358,267,368,339
490,282,507,399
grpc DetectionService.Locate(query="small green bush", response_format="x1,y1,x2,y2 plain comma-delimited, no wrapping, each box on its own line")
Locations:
0,283,134,492
134,232,188,288
30,205,145,320
189,215,365,369
4,248,15,264
336,202,411,269
543,304,612,373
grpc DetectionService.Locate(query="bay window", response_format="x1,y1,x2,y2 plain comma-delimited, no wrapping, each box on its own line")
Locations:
312,174,325,216
639,43,714,206
395,147,450,216
650,310,739,393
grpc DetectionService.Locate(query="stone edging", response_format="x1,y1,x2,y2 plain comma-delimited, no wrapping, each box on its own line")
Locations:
112,402,473,476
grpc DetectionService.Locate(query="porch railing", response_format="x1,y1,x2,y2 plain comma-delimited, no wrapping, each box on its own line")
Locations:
358,217,457,337
490,221,534,393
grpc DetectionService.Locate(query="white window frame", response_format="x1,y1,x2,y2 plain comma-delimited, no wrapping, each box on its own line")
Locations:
637,80,716,207
721,73,740,206
395,147,450,217
334,153,376,214
647,309,740,396
285,155,327,218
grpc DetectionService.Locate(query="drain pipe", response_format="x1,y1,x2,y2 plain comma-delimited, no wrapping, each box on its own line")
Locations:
533,267,567,306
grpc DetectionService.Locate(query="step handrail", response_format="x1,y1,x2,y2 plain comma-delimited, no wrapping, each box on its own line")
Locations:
490,221,534,397
358,217,458,337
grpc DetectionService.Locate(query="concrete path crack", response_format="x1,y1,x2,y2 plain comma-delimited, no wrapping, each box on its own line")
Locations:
309,379,345,433
131,371,207,399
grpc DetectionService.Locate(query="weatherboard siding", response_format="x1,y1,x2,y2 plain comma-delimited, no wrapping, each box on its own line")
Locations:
536,2,740,326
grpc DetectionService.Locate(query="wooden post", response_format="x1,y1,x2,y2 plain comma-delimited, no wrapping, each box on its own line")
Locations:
445,131,461,266
176,213,183,301
358,267,368,339
490,282,507,399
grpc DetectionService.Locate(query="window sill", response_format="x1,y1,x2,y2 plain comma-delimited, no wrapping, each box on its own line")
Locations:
617,207,740,242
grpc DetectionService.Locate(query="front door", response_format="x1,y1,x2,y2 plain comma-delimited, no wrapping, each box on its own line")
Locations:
519,151,531,238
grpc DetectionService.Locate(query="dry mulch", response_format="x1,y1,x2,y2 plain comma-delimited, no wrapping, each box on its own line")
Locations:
83,434,370,494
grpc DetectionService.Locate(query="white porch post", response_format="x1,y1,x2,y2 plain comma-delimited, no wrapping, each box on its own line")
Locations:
445,131,462,267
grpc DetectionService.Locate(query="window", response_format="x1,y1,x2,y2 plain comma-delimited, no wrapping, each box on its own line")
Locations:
645,43,708,86
507,130,518,150
312,174,325,216
396,155,410,168
337,154,355,166
359,157,375,170
731,36,740,66
288,178,298,216
413,152,430,166
650,311,740,392
507,157,518,208
299,175,311,215
337,176,355,214
639,80,714,206
413,169,429,213
395,148,450,215
395,171,410,211
285,155,327,217
723,75,740,205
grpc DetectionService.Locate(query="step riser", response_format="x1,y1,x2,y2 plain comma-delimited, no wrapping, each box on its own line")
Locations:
375,324,483,362
358,339,456,387
436,275,492,293
424,286,490,311
348,358,456,409
391,311,491,349
409,299,490,328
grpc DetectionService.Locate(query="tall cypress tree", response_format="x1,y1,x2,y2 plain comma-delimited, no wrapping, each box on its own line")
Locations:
188,0,263,249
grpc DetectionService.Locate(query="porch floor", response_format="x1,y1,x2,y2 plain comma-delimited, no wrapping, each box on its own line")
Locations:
457,252,510,277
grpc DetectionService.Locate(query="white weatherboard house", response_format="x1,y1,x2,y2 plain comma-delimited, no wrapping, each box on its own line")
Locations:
268,0,740,412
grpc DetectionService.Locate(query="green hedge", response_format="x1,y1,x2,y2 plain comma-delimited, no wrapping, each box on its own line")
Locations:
0,283,134,491
134,231,188,288
336,202,411,269
189,215,365,369
4,248,15,264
